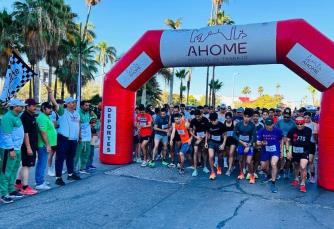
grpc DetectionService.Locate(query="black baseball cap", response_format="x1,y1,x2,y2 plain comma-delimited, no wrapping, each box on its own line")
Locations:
283,108,291,115
265,117,274,126
41,102,52,109
25,98,39,106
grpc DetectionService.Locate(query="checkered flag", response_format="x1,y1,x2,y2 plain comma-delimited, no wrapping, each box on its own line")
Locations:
0,52,37,106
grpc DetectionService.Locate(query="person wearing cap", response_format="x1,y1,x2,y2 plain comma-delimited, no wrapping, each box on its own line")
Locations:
86,117,99,170
46,86,81,185
15,98,39,195
74,100,92,174
218,104,227,123
257,118,283,193
180,104,191,121
0,98,26,203
234,107,244,124
275,107,296,179
34,102,57,190
203,105,210,119
233,108,257,184
286,117,312,193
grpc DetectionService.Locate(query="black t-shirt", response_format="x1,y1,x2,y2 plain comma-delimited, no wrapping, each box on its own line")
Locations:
20,111,38,151
207,122,225,143
190,117,209,136
287,127,312,154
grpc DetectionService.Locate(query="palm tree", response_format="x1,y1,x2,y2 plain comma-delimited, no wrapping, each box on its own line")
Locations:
241,86,251,97
95,41,116,74
209,79,224,106
157,68,173,91
186,68,192,105
137,76,162,106
164,18,182,104
175,69,189,104
257,86,264,97
307,85,318,105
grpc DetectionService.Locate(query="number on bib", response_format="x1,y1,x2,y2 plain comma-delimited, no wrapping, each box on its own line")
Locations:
265,145,277,152
211,135,221,141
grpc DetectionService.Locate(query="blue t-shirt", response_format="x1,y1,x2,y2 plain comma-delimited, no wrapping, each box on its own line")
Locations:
275,119,296,137
154,115,169,136
257,127,283,153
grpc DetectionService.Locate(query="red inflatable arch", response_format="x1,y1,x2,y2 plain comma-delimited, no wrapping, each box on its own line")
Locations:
100,19,334,191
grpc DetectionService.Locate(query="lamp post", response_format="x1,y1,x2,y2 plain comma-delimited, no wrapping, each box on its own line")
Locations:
232,72,239,107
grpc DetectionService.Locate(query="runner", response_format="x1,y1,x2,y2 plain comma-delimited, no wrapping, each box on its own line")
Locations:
275,108,296,178
169,105,182,168
133,107,141,163
252,110,264,180
218,104,227,123
150,108,170,167
304,111,318,183
170,113,191,175
190,109,209,176
223,112,237,176
203,105,210,119
234,108,257,184
286,117,312,193
205,112,227,180
135,104,153,167
257,118,283,193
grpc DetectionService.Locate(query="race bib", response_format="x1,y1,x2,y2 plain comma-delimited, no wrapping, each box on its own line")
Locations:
197,132,205,138
140,121,146,127
211,135,221,141
226,131,234,137
239,135,249,142
293,146,304,153
162,124,168,129
265,145,277,152
177,129,185,135
81,123,91,141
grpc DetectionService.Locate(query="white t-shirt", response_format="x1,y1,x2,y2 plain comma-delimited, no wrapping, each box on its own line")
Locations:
58,107,80,140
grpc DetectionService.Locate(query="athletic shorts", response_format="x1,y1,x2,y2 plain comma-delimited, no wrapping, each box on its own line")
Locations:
237,145,254,156
208,140,221,152
140,136,151,143
309,143,316,155
21,147,37,167
173,131,181,142
155,134,168,144
179,142,190,154
225,137,237,147
260,150,280,162
292,153,309,163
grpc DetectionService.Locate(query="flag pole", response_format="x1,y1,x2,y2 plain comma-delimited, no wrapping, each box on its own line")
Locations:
76,23,82,110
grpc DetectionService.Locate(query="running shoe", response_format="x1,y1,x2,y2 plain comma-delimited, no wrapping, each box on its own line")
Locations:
68,173,81,181
79,169,90,174
55,177,65,186
141,161,148,167
168,163,176,168
47,168,55,177
88,165,97,170
209,172,216,180
203,167,210,174
291,180,299,186
276,175,281,180
309,176,316,184
237,172,245,180
177,163,181,169
217,166,222,175
223,159,228,168
8,191,24,199
178,168,185,175
148,161,156,168
1,195,13,204
192,169,198,177
35,182,51,190
15,183,22,190
162,160,169,166
300,185,307,193
246,173,251,180
254,173,258,179
225,169,232,176
258,170,265,175
270,183,278,193
19,186,38,195
136,158,143,163
249,175,255,184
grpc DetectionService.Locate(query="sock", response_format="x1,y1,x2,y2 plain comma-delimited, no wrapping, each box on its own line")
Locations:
22,185,28,190
16,179,21,185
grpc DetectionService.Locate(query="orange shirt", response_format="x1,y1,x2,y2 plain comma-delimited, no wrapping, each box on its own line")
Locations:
175,119,190,144
136,113,153,137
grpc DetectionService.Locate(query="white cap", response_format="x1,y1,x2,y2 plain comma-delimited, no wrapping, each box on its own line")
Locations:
64,96,77,104
8,98,26,107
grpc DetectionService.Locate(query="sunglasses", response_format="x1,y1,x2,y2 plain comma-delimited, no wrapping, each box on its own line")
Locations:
283,116,290,119
296,123,304,126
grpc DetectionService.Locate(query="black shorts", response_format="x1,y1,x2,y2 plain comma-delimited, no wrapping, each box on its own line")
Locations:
133,135,139,144
225,137,237,147
51,146,57,151
21,147,37,167
309,143,316,155
173,132,181,142
140,136,150,143
292,153,309,163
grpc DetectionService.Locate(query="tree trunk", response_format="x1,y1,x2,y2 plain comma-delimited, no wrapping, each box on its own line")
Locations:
34,63,40,103
48,66,53,101
205,66,210,105
54,74,58,99
186,81,190,105
212,89,216,107
180,79,183,104
168,68,174,105
141,84,147,105
208,82,212,107
211,66,216,107
61,81,65,100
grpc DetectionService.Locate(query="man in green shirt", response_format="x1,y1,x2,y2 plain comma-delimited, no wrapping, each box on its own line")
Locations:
35,102,57,190
0,99,26,204
74,100,92,174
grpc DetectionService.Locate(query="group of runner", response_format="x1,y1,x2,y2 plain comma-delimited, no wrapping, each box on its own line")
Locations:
134,104,319,193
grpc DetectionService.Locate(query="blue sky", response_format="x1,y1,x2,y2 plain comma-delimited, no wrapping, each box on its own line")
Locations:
2,0,333,104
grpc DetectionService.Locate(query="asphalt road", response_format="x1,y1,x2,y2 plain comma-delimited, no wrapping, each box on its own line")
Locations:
0,152,333,229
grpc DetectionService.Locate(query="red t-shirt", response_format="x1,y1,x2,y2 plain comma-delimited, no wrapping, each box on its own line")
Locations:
136,113,153,137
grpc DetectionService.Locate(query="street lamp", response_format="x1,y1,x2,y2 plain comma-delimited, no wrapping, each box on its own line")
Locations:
232,72,239,107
